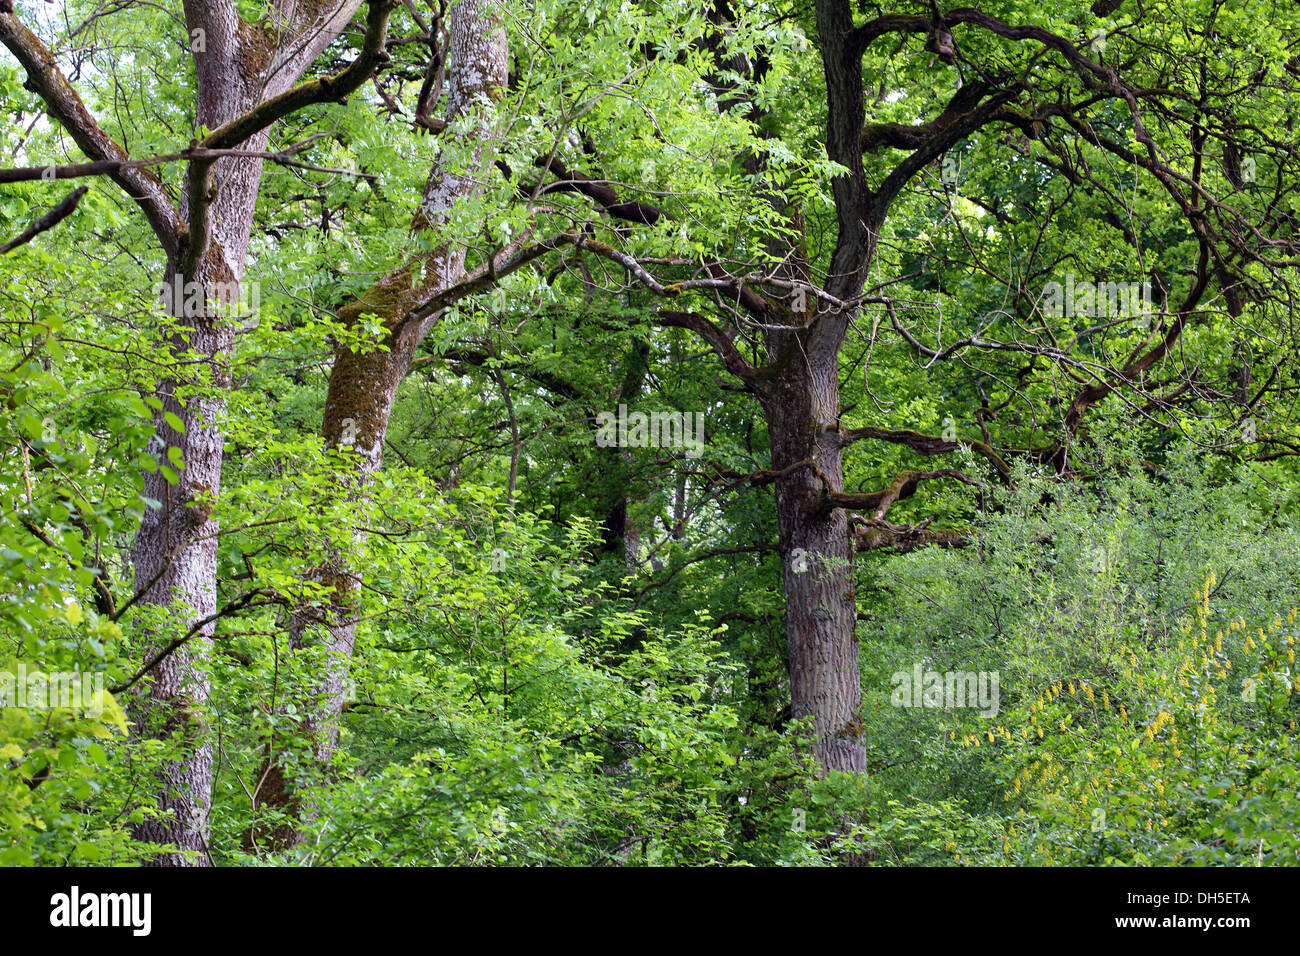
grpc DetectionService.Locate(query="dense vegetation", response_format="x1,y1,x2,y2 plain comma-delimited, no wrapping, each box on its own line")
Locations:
1,0,1298,866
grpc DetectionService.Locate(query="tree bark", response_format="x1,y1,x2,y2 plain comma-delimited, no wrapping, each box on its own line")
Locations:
127,0,366,866
764,330,866,774
748,0,878,776
248,0,508,849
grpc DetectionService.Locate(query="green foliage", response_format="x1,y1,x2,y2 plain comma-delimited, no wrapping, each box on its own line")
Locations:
860,446,1300,865
4,0,1300,868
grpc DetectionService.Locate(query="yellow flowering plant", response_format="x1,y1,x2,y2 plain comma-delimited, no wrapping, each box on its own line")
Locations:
993,577,1299,864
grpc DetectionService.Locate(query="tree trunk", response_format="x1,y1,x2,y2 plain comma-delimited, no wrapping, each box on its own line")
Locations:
127,259,233,865
127,142,255,866
128,0,365,866
765,331,865,775
248,0,508,849
753,0,876,777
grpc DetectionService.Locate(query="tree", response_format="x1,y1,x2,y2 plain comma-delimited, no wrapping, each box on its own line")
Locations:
3,0,1300,869
248,0,509,847
246,0,1300,785
442,0,1300,776
1,0,390,864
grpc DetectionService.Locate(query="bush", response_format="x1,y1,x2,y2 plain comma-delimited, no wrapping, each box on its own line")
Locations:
858,446,1300,865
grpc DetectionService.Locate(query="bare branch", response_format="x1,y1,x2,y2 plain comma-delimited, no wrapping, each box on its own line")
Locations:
0,186,87,255
0,10,184,257
823,468,984,518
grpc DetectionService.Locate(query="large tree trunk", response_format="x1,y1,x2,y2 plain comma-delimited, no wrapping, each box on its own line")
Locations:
127,75,263,859
127,261,232,866
765,331,865,775
128,0,364,866
248,0,508,849
753,0,876,777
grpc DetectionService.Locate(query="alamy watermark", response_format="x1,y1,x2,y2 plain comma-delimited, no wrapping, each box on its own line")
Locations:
595,404,705,458
50,886,151,936
1039,273,1153,321
0,664,105,718
890,663,1000,717
155,274,261,326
